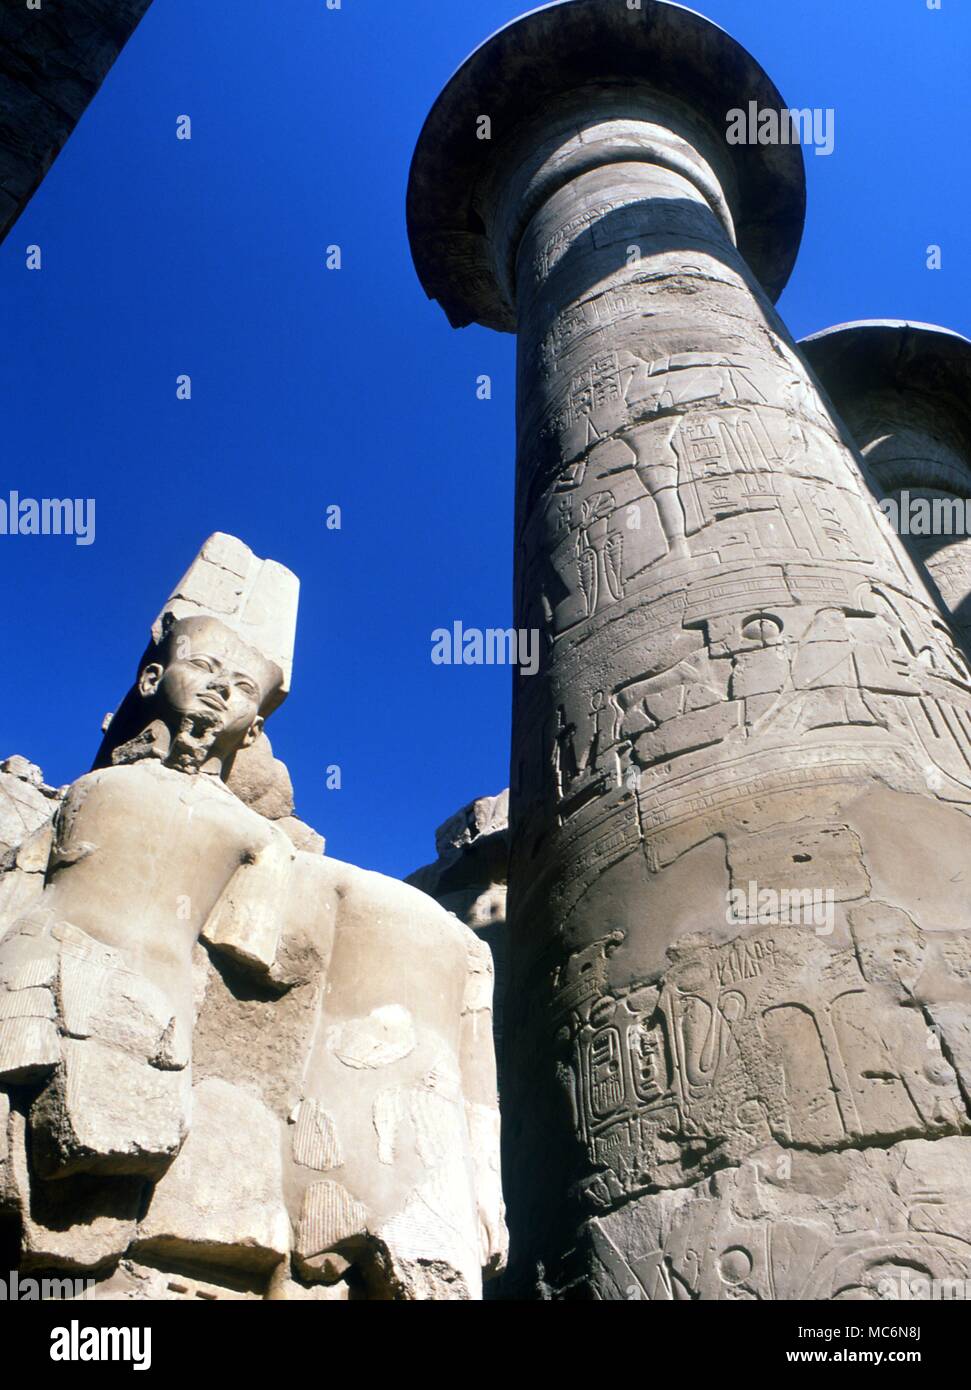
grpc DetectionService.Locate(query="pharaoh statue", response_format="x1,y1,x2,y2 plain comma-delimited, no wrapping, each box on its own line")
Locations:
0,534,506,1300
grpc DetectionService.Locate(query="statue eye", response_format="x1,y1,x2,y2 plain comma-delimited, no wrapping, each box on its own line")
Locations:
190,658,215,672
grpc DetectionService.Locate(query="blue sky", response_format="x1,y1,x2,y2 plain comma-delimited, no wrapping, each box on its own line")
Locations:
0,0,968,879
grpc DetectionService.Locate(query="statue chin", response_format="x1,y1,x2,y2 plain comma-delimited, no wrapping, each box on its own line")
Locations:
106,708,236,778
166,709,232,775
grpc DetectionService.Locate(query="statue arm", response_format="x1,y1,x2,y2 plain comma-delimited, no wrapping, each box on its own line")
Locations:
201,821,341,985
459,928,509,1279
200,827,295,981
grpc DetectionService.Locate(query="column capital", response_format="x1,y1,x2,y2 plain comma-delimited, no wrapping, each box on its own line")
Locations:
802,320,971,644
407,0,806,331
801,321,971,491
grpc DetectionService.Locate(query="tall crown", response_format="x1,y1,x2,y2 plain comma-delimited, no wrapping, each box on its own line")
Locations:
154,533,299,709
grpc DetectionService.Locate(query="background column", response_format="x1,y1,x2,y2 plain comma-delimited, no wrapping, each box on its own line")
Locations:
802,321,971,651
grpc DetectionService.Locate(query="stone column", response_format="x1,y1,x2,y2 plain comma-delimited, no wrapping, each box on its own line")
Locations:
409,0,971,1300
0,0,155,243
802,321,971,651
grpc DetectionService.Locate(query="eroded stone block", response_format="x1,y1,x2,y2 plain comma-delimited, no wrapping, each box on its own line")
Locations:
31,1039,190,1179
136,1077,289,1272
7,1108,139,1271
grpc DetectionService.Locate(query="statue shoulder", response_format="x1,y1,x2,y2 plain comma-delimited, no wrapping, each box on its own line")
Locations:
321,856,472,943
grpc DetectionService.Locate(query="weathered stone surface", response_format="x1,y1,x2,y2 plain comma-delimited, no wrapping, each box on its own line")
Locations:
189,850,507,1300
0,932,60,1081
556,924,966,1214
466,1099,506,1279
226,732,295,821
1,756,45,789
272,860,505,1300
88,1258,267,1301
6,1107,140,1272
0,759,56,855
0,0,155,243
408,791,509,1076
267,1269,350,1301
926,1003,971,1106
0,1087,9,1175
136,1077,290,1272
59,947,183,1060
408,0,971,1297
31,1038,191,1179
201,831,296,981
436,791,509,859
373,1159,481,1301
294,1179,368,1269
292,1098,343,1171
276,815,325,856
577,1135,971,1301
407,3,803,331
408,790,508,930
331,1005,418,1071
0,768,60,941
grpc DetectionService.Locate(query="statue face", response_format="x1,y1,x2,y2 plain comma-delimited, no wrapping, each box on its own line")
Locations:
138,617,278,765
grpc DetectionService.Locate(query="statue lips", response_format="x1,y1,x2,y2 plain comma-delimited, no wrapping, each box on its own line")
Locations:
193,692,229,719
177,704,223,749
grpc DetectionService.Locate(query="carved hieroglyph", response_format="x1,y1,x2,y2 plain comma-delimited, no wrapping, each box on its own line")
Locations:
408,0,971,1298
801,321,971,652
0,535,506,1299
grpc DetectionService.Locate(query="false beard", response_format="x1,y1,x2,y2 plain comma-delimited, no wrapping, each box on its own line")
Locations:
166,710,223,774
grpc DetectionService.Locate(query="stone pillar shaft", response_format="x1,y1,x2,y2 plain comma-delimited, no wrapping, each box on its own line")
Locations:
409,1,971,1301
493,100,971,1295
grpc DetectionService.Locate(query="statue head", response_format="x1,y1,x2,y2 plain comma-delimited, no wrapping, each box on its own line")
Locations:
95,534,299,778
132,615,282,772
